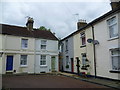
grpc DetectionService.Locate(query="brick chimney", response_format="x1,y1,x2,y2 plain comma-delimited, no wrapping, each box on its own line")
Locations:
77,19,87,30
110,0,120,10
26,17,34,31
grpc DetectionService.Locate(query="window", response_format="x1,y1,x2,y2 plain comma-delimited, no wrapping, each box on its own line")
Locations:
66,56,69,65
111,49,120,71
21,39,28,49
20,55,27,66
107,17,118,38
82,53,86,66
80,32,86,45
41,40,47,50
65,40,68,51
40,55,46,65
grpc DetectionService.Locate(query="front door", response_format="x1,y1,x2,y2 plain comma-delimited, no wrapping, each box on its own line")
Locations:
6,56,13,71
51,56,55,72
71,58,74,72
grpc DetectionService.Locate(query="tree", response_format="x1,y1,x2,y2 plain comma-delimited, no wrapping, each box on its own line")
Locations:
39,26,51,31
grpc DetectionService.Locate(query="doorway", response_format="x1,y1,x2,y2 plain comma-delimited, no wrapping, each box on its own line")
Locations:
71,58,74,72
51,56,56,72
6,55,13,71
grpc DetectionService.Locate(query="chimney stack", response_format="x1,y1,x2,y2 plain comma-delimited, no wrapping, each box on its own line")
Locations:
26,17,34,31
110,0,120,10
77,19,87,30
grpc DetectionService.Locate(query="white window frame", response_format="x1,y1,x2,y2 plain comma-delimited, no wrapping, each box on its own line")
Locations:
21,39,28,49
40,55,46,66
107,16,118,39
66,56,69,66
65,40,68,51
82,53,86,66
20,55,27,67
80,32,86,46
110,48,120,71
41,40,47,50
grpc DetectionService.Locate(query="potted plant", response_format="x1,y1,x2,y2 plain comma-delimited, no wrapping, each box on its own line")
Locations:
66,65,69,68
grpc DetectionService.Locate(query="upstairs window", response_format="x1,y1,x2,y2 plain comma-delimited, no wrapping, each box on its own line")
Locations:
41,40,47,50
20,55,27,66
107,17,118,38
65,40,68,51
40,55,46,65
111,49,120,71
80,32,86,45
21,39,28,49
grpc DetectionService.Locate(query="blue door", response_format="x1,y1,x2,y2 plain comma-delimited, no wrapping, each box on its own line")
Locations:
6,56,13,71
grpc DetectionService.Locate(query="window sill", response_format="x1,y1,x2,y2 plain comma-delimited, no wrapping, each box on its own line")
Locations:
21,48,28,50
108,37,119,41
20,65,28,68
80,45,86,48
109,70,120,73
40,65,47,68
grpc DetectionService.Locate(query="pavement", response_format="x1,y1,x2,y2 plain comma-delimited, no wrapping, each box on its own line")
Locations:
57,72,120,89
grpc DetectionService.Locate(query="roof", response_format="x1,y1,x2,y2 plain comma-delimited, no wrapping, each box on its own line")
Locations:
61,7,120,41
0,24,58,41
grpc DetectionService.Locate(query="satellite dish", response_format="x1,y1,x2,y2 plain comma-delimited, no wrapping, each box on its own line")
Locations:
93,40,99,45
87,39,93,43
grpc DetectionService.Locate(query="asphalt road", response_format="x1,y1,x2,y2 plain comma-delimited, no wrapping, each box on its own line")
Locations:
2,74,110,88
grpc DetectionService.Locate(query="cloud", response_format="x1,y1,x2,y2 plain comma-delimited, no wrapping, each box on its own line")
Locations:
1,1,111,39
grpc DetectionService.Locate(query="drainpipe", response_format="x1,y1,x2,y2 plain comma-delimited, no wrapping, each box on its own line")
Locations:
91,24,97,78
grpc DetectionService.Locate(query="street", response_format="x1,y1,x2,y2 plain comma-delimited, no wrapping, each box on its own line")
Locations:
2,74,110,88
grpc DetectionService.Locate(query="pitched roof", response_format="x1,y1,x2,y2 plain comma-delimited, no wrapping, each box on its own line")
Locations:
0,24,58,40
61,7,120,41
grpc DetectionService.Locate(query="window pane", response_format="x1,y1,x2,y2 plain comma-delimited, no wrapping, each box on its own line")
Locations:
66,56,69,65
82,54,86,65
22,39,28,49
112,56,119,70
107,17,116,25
20,55,27,65
109,24,118,38
40,55,46,65
41,45,46,49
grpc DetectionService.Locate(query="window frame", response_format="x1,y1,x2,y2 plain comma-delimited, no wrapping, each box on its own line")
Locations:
107,16,118,39
110,48,120,71
80,32,86,46
41,40,47,50
81,53,87,66
65,40,68,52
66,56,69,66
40,55,46,66
20,55,27,67
21,39,28,49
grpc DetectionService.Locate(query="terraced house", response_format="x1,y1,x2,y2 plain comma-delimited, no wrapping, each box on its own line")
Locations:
0,17,59,74
61,1,120,80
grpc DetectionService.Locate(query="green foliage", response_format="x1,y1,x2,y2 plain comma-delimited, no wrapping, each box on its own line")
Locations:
66,65,69,68
39,26,51,31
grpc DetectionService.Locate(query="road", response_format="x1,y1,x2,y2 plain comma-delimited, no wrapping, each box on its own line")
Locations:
2,74,110,88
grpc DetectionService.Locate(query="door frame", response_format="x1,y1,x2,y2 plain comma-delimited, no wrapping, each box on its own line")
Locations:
71,58,74,72
51,56,56,72
6,55,14,71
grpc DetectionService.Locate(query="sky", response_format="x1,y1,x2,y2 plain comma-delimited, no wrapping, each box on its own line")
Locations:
0,0,112,39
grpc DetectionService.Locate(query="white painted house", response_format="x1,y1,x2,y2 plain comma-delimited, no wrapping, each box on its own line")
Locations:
0,17,59,74
61,1,120,80
34,30,59,73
